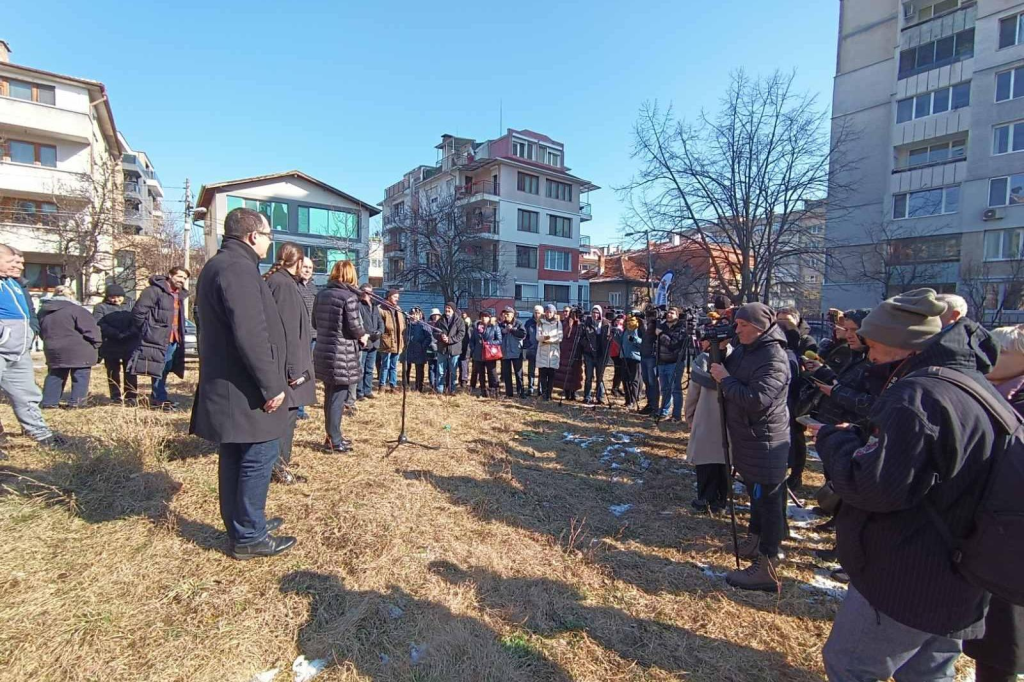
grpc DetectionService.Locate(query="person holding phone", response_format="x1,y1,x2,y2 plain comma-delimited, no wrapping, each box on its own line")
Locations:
264,242,316,485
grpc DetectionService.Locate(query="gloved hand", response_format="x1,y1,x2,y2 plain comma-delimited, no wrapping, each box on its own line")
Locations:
369,332,381,342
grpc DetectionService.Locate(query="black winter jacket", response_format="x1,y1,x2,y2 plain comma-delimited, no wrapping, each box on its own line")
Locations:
312,281,366,386
128,275,187,379
523,317,539,359
655,321,686,365
358,299,384,351
297,280,317,340
38,298,101,368
266,269,315,408
405,320,436,364
92,300,137,360
640,318,658,359
817,319,1001,638
189,238,289,444
720,324,791,485
581,319,612,364
813,350,876,428
436,312,466,357
499,318,528,360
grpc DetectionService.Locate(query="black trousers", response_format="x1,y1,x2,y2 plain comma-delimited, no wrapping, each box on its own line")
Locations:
403,362,426,391
472,360,498,394
501,358,523,396
788,417,807,485
623,358,642,406
747,480,787,557
696,463,729,506
539,367,555,399
103,356,137,401
611,356,625,393
278,408,299,467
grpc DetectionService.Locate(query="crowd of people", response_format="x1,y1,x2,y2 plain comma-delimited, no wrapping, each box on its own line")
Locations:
3,206,1023,680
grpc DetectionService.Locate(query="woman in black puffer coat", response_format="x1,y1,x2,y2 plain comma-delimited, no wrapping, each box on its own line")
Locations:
264,243,316,482
312,260,367,453
38,286,102,408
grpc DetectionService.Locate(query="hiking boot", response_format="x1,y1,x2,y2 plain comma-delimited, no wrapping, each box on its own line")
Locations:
38,434,70,449
726,554,781,593
734,533,761,561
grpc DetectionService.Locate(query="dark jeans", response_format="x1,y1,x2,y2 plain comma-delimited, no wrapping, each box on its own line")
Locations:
539,367,555,399
746,480,787,557
583,356,606,402
657,362,683,419
501,357,523,396
404,362,426,391
525,355,537,393
358,349,377,398
459,353,469,384
696,463,729,506
436,353,458,393
323,382,349,446
788,417,807,486
611,356,625,393
278,408,298,467
103,356,137,401
623,358,642,406
472,360,498,394
151,341,178,402
641,356,659,407
41,366,91,407
218,439,279,546
298,340,315,417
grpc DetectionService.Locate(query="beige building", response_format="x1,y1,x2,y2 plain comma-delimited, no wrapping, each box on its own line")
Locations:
0,39,126,301
826,0,1024,323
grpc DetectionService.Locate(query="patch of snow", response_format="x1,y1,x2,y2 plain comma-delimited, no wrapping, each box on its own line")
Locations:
787,505,826,523
799,569,848,601
250,670,280,682
806,447,821,461
609,504,633,517
292,655,328,682
378,653,390,665
410,643,428,665
695,563,728,579
563,432,603,448
387,605,404,619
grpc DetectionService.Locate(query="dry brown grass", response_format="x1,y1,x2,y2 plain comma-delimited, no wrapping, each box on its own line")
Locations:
0,362,977,681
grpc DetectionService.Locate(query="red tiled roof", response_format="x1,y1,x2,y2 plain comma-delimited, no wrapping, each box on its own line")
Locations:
582,243,731,283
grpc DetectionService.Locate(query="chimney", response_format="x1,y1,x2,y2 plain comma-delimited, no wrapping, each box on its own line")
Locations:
0,41,10,63
597,253,605,276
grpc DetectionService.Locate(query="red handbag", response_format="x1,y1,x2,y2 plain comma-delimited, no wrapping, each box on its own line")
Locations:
483,341,503,361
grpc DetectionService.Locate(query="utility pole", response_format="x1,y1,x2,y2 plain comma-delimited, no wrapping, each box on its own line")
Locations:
182,178,192,273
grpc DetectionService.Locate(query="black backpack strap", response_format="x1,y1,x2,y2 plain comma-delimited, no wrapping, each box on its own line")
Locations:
905,366,1022,435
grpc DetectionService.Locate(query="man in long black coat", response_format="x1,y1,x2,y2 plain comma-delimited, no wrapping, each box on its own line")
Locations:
189,208,295,560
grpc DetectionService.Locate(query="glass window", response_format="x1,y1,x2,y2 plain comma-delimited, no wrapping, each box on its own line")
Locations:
1015,67,1024,100
260,242,276,266
544,284,571,303
517,172,539,194
1014,122,1024,152
544,250,571,272
944,186,960,214
545,180,572,201
955,28,974,58
8,79,32,100
932,88,950,114
916,42,935,69
515,283,539,300
899,48,916,77
984,231,1003,259
38,145,56,167
23,263,62,291
934,35,955,62
951,82,970,109
997,71,1013,102
548,215,572,238
9,141,35,164
228,197,289,231
298,206,357,238
517,209,539,233
893,193,908,219
37,85,55,105
915,93,931,118
999,14,1020,49
994,125,1011,154
907,188,944,217
1012,175,1024,205
909,147,930,166
930,144,949,163
990,177,1009,207
950,138,966,159
897,98,914,123
516,246,538,269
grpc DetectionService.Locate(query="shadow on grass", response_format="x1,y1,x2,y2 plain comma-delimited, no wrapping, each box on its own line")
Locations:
428,560,823,681
279,569,572,682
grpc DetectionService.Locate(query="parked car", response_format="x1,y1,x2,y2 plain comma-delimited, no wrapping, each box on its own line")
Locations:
184,319,198,357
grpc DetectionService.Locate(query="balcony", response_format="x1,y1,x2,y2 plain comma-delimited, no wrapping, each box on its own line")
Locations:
125,181,143,197
385,178,410,199
579,234,592,251
0,161,83,200
456,180,500,201
0,96,92,142
580,202,592,222
902,1,975,33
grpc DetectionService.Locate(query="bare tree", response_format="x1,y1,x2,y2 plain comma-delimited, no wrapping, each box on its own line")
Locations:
114,209,207,293
389,190,504,306
47,154,124,301
620,70,853,305
959,242,1024,325
846,221,955,301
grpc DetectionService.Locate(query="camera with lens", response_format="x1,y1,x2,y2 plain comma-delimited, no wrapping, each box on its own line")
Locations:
695,310,736,364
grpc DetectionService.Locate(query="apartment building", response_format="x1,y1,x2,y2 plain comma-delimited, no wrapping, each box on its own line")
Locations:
767,201,827,316
826,0,1024,323
118,132,163,235
196,170,379,285
0,39,125,300
381,129,597,312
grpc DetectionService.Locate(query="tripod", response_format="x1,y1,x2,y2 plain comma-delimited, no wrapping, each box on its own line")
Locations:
710,340,742,569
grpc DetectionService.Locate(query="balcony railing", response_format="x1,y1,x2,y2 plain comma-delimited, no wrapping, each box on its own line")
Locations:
456,180,500,199
579,234,591,249
580,202,592,221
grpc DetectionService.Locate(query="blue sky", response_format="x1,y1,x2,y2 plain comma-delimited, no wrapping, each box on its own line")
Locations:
7,0,839,246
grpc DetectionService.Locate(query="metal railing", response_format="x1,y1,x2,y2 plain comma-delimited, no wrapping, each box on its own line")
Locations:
456,180,500,199
580,202,592,220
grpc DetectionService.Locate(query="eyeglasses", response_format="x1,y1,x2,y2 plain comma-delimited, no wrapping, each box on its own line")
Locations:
255,230,273,240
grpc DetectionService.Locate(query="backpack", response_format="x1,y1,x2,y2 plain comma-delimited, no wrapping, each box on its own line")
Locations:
909,366,1024,606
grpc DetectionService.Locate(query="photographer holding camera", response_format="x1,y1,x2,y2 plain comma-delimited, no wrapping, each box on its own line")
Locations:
709,303,791,592
582,305,613,404
655,306,688,421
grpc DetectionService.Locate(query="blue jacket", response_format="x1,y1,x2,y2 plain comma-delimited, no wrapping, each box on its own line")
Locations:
615,327,642,362
523,317,540,359
469,322,502,362
0,277,39,333
404,320,436,364
499,318,527,359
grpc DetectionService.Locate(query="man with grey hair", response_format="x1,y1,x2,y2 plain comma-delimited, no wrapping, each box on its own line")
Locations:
937,293,968,328
0,244,65,453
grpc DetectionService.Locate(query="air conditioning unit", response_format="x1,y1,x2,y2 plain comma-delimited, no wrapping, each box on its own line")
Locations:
903,3,916,19
982,208,1004,221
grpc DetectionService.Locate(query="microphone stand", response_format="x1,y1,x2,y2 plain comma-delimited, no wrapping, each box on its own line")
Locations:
710,340,741,569
362,290,440,457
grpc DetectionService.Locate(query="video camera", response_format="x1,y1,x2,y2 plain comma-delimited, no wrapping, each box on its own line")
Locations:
695,307,736,364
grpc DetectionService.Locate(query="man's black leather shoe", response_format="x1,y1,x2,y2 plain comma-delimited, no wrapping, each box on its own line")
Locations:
265,517,284,533
231,534,296,560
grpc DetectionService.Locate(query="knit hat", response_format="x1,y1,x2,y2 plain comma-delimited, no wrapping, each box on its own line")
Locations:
842,308,871,327
445,301,458,311
734,302,776,331
545,304,557,314
105,283,126,297
502,306,516,314
858,289,946,350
